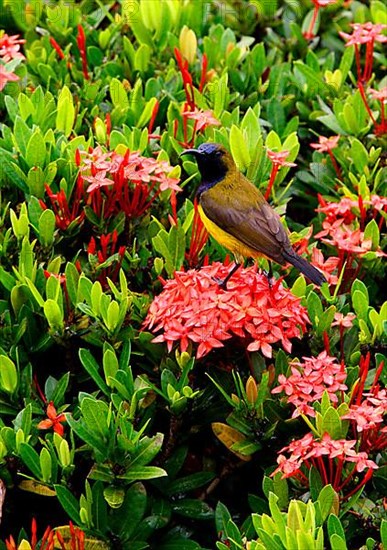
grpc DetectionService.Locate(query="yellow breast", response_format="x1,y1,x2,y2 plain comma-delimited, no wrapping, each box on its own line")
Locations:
198,204,259,263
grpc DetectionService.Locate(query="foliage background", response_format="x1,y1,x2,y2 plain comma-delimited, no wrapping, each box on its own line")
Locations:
0,0,386,549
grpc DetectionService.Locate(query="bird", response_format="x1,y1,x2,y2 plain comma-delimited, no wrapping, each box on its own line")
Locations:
180,142,327,289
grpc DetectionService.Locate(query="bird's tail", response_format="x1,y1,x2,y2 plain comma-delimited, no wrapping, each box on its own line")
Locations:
282,249,327,286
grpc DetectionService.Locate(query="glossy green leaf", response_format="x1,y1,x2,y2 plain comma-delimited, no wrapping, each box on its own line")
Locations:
56,86,75,137
117,465,167,481
38,209,56,247
55,485,81,524
172,499,214,520
230,125,250,171
25,129,46,168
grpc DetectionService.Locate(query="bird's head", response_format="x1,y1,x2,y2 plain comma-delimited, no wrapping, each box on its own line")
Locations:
180,143,235,190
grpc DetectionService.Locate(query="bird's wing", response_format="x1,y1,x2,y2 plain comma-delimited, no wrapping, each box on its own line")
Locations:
200,174,290,263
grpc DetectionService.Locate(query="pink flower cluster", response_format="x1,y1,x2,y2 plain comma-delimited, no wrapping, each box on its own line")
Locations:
144,262,310,359
339,23,387,47
272,351,347,417
343,391,387,433
80,146,181,219
315,194,387,257
0,33,25,91
273,432,378,481
182,109,221,132
339,22,387,133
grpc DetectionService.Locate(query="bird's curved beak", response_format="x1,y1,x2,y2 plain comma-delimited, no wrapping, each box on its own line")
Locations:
179,148,200,157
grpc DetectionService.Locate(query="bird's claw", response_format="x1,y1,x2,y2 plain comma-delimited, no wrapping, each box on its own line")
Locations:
261,269,273,289
212,276,228,290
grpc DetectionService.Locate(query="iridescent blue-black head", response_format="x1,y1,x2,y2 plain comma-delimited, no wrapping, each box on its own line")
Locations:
180,143,231,192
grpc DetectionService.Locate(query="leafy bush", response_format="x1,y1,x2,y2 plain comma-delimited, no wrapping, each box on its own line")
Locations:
0,1,386,549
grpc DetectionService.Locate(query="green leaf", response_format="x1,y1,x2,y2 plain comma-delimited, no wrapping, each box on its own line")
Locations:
0,355,18,394
293,61,331,96
110,78,129,109
351,279,369,300
134,44,151,73
241,107,261,158
230,125,250,171
106,300,120,332
307,291,323,329
172,499,214,520
111,482,147,538
168,225,185,274
363,219,380,250
350,138,368,173
130,433,164,467
322,407,343,439
317,305,336,336
103,486,125,509
19,443,42,479
66,415,108,460
330,533,348,550
352,289,369,321
342,103,360,134
166,472,216,496
272,472,289,510
81,397,110,440
267,98,286,136
27,166,45,198
381,519,387,548
38,209,56,247
339,45,354,82
318,485,336,522
55,485,81,524
65,262,80,307
212,73,229,118
56,86,75,137
136,97,158,128
78,348,110,396
309,466,323,501
103,349,119,386
117,465,167,481
127,9,154,48
215,501,232,536
43,299,64,332
25,129,46,168
0,266,16,291
40,447,52,483
327,514,345,539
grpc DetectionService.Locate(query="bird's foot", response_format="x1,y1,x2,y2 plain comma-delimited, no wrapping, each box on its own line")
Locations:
212,276,229,290
212,263,241,291
261,269,273,289
261,262,274,289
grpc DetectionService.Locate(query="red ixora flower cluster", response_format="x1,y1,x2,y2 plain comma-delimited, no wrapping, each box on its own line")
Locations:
273,432,378,498
343,353,387,453
0,32,25,91
339,22,387,135
315,194,387,278
6,518,85,550
80,146,181,220
143,262,309,359
88,230,126,286
41,180,86,231
272,351,347,418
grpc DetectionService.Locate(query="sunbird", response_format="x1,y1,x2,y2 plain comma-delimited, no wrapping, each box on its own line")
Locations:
181,143,326,288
